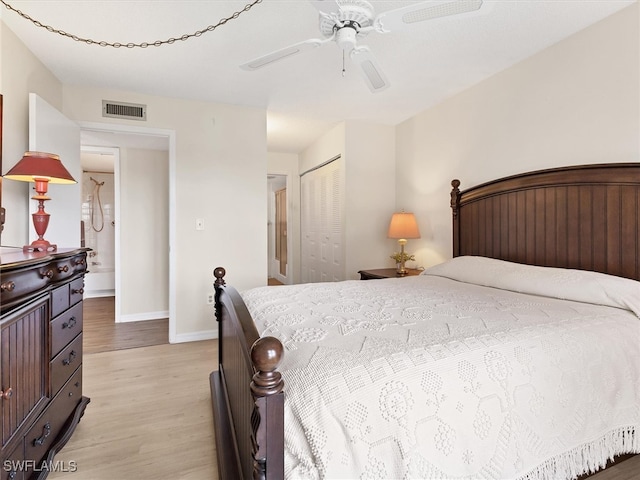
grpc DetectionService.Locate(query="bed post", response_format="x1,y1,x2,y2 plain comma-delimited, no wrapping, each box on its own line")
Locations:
251,337,285,480
451,179,461,257
211,266,285,480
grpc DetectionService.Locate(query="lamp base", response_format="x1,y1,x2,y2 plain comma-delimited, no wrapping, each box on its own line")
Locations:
23,240,57,253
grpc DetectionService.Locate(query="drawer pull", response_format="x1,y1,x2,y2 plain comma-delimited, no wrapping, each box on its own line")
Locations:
62,317,78,329
74,258,86,266
58,264,69,273
62,350,77,366
0,387,13,400
0,281,15,292
40,269,54,279
33,422,51,446
72,287,84,295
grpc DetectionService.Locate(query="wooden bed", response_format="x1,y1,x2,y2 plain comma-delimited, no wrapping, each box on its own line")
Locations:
210,162,640,480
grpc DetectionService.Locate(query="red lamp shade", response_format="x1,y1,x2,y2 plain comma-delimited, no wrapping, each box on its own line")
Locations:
4,152,76,184
4,152,76,252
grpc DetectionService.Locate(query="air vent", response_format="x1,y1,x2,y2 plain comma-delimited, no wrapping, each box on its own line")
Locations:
102,100,147,121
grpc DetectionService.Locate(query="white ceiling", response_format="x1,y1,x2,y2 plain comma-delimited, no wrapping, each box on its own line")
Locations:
1,0,635,153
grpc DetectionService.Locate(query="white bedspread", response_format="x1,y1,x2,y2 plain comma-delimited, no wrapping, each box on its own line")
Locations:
242,258,640,479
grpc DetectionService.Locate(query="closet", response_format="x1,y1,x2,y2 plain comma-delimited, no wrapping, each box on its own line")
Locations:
300,156,344,283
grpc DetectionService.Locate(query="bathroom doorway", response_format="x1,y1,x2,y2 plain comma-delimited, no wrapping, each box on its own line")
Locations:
81,147,117,298
80,126,171,332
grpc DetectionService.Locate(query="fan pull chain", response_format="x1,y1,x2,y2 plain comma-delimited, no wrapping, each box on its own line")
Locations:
342,51,346,77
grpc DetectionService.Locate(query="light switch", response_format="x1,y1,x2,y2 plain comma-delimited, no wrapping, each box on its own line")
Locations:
196,218,205,230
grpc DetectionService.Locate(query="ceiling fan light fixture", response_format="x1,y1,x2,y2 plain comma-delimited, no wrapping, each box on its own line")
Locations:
241,0,486,93
335,25,358,52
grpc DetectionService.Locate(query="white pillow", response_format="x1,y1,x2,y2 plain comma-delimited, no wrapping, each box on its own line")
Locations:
423,256,640,318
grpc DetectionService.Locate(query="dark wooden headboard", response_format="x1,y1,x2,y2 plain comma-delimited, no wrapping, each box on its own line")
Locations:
450,163,640,281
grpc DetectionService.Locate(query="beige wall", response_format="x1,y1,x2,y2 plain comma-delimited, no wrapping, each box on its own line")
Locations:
119,147,169,320
0,22,63,246
299,121,396,280
344,121,396,278
62,85,267,341
395,3,639,268
1,21,268,342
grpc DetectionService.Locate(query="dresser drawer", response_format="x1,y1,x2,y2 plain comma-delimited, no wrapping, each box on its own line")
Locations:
1,440,24,480
69,278,85,307
50,302,83,359
24,366,83,472
54,366,83,432
50,257,75,283
0,264,50,314
50,335,82,395
50,284,70,319
23,414,56,472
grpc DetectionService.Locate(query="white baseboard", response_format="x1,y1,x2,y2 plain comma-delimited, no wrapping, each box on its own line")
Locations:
170,329,218,344
117,310,169,323
84,290,115,299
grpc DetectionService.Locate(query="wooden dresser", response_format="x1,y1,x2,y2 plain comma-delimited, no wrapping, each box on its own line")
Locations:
0,247,90,479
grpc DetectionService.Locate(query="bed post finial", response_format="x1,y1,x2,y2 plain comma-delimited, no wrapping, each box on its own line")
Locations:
213,267,226,322
250,336,284,396
251,336,285,480
213,267,226,288
450,179,461,219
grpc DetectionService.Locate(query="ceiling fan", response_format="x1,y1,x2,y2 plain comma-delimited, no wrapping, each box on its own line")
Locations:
240,0,484,93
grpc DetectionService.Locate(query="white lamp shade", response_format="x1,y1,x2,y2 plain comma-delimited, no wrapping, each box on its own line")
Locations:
388,212,420,239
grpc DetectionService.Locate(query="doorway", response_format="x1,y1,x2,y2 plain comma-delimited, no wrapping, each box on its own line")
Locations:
79,124,174,342
81,146,118,299
268,174,288,284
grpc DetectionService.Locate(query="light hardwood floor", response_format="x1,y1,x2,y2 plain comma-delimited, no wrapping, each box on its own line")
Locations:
49,340,218,479
47,297,638,480
82,297,168,354
48,297,217,479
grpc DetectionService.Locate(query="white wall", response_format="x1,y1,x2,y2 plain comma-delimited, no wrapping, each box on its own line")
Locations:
119,147,169,321
62,86,267,341
344,121,396,278
299,121,396,280
299,122,346,174
395,3,640,269
0,21,63,247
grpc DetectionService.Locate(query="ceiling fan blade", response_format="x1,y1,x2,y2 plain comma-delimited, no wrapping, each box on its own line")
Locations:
374,0,483,33
241,38,329,71
307,0,339,14
350,47,389,93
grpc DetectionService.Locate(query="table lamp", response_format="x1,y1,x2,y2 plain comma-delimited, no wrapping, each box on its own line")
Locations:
387,211,420,275
4,151,76,252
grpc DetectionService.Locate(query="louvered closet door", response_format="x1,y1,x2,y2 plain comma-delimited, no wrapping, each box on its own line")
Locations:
301,157,344,283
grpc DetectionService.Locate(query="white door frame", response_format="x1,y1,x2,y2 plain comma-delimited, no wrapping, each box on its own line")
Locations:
79,121,177,343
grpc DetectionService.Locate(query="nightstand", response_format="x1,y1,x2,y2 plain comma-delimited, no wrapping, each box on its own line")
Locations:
358,268,422,280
